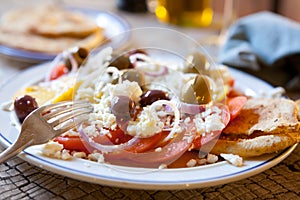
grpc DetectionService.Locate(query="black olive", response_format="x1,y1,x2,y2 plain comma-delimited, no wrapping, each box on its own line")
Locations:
139,90,170,107
111,96,136,131
14,95,38,123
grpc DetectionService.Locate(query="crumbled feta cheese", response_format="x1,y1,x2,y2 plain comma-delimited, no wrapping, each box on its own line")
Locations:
72,152,87,158
88,152,105,163
127,106,164,137
198,158,207,165
220,153,243,167
42,141,63,157
155,147,162,152
112,80,142,102
193,106,225,135
61,149,72,160
186,159,197,167
158,164,167,169
41,141,71,160
206,153,218,164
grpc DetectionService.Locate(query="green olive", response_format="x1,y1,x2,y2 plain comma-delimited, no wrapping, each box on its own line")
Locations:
183,52,208,74
180,75,212,104
121,69,145,86
109,53,133,70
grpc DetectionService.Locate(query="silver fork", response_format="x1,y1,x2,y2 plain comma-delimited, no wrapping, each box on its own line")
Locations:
0,101,93,163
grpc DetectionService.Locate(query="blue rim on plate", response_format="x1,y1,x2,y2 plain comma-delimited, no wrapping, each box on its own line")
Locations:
0,6,130,62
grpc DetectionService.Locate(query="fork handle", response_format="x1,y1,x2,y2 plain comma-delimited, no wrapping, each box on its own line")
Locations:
0,140,33,164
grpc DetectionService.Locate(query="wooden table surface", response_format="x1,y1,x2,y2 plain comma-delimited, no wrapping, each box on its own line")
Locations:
0,1,300,199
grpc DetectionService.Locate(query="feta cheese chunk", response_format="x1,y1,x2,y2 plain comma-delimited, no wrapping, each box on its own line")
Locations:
113,80,142,103
220,153,243,167
127,106,164,137
41,141,71,160
193,106,225,135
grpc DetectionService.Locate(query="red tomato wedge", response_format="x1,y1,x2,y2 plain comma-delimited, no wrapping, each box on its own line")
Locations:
102,122,196,168
91,128,163,153
54,136,89,153
92,128,133,145
55,127,166,155
49,64,69,80
226,96,247,121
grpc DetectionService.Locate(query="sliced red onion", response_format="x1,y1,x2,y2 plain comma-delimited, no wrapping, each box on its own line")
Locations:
148,100,180,142
143,66,169,77
180,102,207,115
78,123,140,153
129,53,152,64
103,120,196,168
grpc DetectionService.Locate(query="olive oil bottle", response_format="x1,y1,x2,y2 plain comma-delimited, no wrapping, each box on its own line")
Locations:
155,0,213,27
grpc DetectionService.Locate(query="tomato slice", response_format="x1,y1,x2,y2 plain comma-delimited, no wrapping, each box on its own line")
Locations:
93,128,133,145
90,128,164,153
50,64,69,80
54,136,89,153
56,127,165,155
226,96,247,120
103,122,196,168
125,132,163,153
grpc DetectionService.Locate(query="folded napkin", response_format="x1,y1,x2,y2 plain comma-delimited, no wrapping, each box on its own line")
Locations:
218,11,300,91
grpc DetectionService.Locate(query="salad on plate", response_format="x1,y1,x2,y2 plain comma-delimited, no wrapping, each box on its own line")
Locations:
6,46,300,169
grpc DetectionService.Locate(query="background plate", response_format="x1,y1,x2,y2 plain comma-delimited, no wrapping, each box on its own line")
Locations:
0,63,297,190
0,6,130,62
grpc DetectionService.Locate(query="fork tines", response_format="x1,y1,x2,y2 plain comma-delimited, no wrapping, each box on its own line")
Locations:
41,101,93,134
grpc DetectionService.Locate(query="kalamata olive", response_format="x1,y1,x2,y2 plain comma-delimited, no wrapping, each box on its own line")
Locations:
14,95,38,123
121,69,145,86
109,54,134,70
111,96,136,131
71,47,89,66
180,75,212,104
140,90,170,107
65,47,89,69
183,52,208,74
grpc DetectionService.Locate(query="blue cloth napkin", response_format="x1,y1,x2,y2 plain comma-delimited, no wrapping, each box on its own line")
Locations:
218,11,300,90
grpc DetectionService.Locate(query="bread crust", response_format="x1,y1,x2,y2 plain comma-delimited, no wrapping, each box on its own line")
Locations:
212,98,300,157
211,133,299,157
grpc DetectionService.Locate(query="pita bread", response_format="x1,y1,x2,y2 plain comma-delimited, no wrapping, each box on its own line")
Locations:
0,5,105,53
0,5,99,38
211,98,300,157
0,27,104,54
223,98,299,135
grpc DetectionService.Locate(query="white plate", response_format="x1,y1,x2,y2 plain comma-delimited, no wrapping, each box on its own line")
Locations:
0,6,130,62
0,63,297,190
